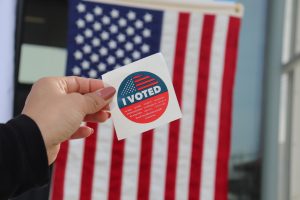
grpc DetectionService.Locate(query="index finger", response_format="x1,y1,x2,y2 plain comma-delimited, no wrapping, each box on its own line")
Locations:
60,76,104,94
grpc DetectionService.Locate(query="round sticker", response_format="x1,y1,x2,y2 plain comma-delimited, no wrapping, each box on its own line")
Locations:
117,71,169,124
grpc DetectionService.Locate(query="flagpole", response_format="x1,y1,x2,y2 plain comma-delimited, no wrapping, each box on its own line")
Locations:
261,0,285,199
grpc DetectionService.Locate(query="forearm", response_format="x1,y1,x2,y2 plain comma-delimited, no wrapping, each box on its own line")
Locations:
0,115,49,199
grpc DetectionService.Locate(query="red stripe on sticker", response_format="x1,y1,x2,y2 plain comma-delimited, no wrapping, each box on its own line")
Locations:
165,12,190,200
135,78,156,87
137,82,159,91
134,76,151,83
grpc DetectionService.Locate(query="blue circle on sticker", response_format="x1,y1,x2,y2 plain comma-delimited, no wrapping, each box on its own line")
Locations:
117,71,169,123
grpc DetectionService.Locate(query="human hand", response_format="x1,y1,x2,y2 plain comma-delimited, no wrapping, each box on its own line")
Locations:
22,76,116,164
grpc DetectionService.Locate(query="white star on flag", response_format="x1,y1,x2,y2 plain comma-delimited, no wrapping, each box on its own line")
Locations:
91,38,101,47
109,25,118,34
88,69,98,78
99,47,108,56
90,53,99,62
102,15,110,24
82,44,92,54
117,33,126,42
76,3,86,13
118,18,127,27
73,50,83,60
81,60,90,69
135,20,143,29
75,34,84,44
84,29,93,38
76,19,85,28
127,11,136,20
144,13,153,22
98,63,106,71
107,56,116,65
100,31,109,40
126,26,135,36
115,49,125,58
72,66,81,75
93,22,101,31
110,9,119,18
85,13,94,22
93,6,102,15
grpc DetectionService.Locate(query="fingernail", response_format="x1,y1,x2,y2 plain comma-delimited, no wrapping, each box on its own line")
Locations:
107,112,111,118
98,87,116,100
90,128,94,134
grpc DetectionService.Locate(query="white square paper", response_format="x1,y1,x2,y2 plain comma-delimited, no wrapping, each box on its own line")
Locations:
102,53,182,140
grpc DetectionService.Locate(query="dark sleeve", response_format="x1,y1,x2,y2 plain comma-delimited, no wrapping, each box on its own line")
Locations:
0,115,49,199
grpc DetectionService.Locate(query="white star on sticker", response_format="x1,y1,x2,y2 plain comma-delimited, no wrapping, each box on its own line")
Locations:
100,31,109,40
102,15,110,25
144,13,153,22
108,40,117,49
81,60,90,69
90,53,99,62
76,19,85,28
84,29,93,38
74,50,83,60
135,20,143,29
91,38,100,47
77,3,86,13
94,6,102,15
85,13,94,22
118,18,127,27
117,33,126,42
88,69,97,78
123,57,132,65
110,9,119,18
93,22,101,31
82,44,92,54
125,42,133,51
107,56,116,65
141,44,150,53
132,51,141,60
133,35,142,44
126,26,134,36
142,29,151,38
127,11,136,20
109,25,118,34
99,47,108,56
72,66,81,75
98,63,106,71
75,34,84,44
115,48,124,58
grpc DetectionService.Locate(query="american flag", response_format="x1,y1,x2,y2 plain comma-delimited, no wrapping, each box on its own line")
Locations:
50,0,242,200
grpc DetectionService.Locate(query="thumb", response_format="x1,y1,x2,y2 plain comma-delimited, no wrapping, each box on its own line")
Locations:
81,86,116,114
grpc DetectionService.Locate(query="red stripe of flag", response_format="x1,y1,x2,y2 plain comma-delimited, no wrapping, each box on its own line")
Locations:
214,17,241,200
135,78,156,87
79,122,98,200
137,130,154,200
50,141,69,200
164,12,190,200
188,15,215,200
108,131,125,200
137,82,159,91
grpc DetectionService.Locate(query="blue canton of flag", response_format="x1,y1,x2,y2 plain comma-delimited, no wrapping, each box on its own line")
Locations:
66,0,163,79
